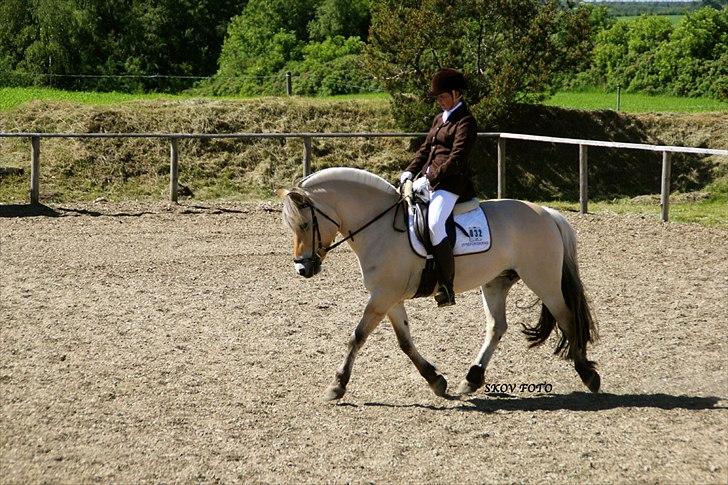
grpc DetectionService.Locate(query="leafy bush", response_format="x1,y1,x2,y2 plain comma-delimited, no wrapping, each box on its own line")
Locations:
308,0,370,41
586,7,728,99
286,36,378,95
208,0,376,96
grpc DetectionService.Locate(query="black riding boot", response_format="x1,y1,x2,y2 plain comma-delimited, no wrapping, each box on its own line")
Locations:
432,238,455,307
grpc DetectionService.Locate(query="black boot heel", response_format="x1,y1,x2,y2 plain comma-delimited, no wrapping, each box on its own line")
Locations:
434,286,455,307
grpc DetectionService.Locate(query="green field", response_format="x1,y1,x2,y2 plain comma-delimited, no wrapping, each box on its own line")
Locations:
2,86,726,114
0,87,192,111
0,87,389,112
547,198,728,228
544,90,728,113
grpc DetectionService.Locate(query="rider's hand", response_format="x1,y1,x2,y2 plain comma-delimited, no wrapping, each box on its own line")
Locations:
413,176,430,193
399,171,413,186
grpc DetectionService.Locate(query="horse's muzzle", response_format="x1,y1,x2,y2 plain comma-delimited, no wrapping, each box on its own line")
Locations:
294,256,321,278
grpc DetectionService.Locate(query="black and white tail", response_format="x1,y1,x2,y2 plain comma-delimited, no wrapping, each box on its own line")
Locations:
522,208,600,392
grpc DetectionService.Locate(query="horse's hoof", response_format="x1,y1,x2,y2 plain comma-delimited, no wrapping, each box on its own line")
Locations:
585,372,601,393
455,379,480,396
323,385,346,401
576,361,601,393
429,375,448,398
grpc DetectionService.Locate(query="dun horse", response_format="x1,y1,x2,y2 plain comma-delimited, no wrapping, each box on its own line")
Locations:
280,167,599,400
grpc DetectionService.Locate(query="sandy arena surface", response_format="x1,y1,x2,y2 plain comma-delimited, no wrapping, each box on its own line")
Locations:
1,201,727,484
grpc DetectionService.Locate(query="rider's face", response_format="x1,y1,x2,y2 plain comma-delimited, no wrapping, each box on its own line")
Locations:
436,90,461,111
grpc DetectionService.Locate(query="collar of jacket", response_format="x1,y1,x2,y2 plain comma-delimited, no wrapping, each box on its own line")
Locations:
442,101,463,123
437,102,469,125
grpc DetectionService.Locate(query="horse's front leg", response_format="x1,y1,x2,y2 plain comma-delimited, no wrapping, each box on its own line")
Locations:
324,296,389,401
387,303,448,398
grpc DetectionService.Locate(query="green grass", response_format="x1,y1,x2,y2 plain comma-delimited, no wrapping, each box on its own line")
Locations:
545,195,728,228
545,90,728,113
0,86,390,112
544,172,728,228
4,86,725,114
0,86,191,111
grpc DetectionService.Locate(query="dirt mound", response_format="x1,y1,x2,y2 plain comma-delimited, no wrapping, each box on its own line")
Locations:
0,99,725,202
475,105,727,199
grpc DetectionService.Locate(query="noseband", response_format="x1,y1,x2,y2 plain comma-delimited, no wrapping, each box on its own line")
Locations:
293,202,341,270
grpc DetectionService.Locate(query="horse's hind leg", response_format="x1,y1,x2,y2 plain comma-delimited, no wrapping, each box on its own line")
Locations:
324,296,389,401
455,273,517,396
519,266,601,393
387,303,448,398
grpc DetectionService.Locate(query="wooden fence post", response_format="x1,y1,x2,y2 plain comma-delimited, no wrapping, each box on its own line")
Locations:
303,136,312,176
616,86,621,112
579,144,588,215
170,138,179,203
497,137,506,198
286,72,292,96
30,136,40,205
660,151,671,222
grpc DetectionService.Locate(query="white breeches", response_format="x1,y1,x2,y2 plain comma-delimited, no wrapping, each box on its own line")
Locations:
427,189,458,245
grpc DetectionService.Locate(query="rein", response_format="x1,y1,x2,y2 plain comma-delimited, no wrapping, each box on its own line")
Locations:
298,196,404,261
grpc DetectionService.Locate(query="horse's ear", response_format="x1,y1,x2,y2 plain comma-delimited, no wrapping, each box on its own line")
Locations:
286,189,308,207
276,188,289,199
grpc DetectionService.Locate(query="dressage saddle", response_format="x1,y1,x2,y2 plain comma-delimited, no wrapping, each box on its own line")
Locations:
405,186,478,298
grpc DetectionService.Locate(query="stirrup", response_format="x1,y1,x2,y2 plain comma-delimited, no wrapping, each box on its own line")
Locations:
434,286,455,307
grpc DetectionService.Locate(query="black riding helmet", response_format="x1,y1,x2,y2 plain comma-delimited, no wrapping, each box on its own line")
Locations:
428,68,467,97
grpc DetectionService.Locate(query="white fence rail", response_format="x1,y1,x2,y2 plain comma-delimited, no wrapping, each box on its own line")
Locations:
1,131,726,222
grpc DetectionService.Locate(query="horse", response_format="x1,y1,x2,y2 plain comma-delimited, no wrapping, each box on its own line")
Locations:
279,167,599,401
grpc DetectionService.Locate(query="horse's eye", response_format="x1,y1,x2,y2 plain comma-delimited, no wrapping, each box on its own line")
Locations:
299,222,309,231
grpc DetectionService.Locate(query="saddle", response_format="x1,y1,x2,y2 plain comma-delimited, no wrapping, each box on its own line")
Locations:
410,191,476,252
405,186,479,298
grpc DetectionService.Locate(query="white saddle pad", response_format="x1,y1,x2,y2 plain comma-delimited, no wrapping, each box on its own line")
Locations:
407,204,492,258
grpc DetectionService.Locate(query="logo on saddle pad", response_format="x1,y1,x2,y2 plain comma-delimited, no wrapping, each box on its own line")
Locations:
408,206,492,258
467,226,485,241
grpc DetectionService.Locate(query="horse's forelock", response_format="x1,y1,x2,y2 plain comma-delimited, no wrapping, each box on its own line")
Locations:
282,188,309,229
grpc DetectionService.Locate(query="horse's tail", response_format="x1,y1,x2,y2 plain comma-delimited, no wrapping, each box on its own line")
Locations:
523,208,598,361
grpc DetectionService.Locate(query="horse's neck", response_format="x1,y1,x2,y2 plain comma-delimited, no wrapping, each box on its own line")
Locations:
324,185,399,256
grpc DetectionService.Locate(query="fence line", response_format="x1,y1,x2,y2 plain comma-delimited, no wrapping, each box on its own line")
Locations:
1,131,726,222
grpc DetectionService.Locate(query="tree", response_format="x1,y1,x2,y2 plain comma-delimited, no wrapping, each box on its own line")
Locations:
587,7,727,99
213,0,318,95
591,15,673,93
365,0,596,129
286,36,377,95
308,0,370,41
0,0,246,91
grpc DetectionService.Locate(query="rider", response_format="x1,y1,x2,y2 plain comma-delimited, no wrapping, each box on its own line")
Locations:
399,68,478,307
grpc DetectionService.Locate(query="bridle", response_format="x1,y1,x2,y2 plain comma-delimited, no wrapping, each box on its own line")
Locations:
293,196,405,271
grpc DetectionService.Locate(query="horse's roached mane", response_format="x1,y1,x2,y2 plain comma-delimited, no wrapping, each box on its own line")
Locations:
298,167,397,195
283,167,397,229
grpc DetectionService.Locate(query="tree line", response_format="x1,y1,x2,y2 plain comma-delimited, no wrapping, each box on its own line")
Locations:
0,0,246,91
0,0,725,128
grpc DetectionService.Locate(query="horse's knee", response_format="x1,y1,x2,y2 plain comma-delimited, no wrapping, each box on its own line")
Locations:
397,337,413,353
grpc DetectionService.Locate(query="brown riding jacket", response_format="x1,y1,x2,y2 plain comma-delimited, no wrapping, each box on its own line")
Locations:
405,103,478,200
